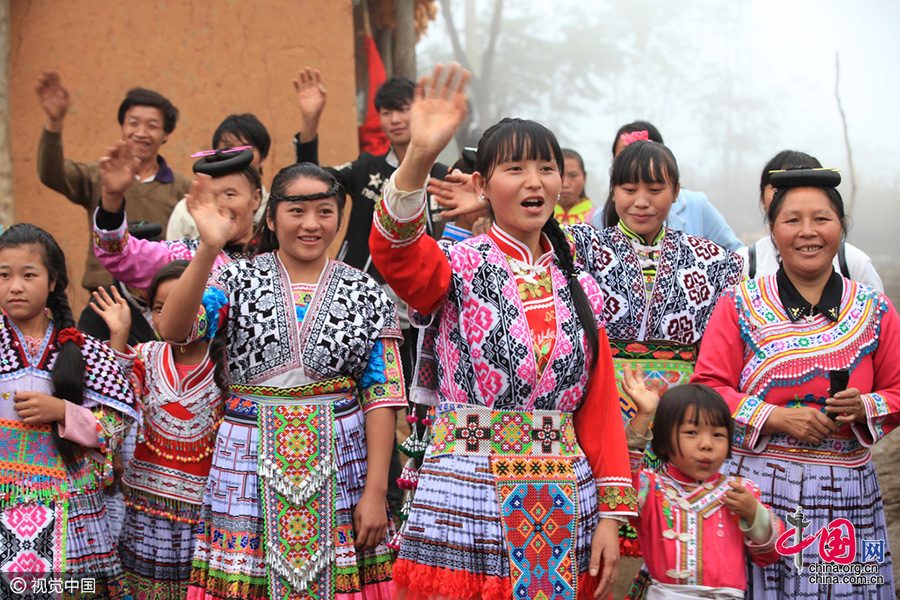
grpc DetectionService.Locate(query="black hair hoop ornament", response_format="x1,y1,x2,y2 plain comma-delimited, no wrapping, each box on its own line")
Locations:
768,167,841,190
192,147,255,177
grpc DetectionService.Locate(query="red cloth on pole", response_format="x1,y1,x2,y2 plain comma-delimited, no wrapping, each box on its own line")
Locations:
359,35,390,155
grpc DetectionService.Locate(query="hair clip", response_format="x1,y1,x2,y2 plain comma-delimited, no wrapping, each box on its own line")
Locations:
190,145,252,158
619,130,650,147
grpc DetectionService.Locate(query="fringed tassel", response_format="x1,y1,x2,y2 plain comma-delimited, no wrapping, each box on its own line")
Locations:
392,560,512,600
123,486,201,523
266,545,335,593
257,457,335,505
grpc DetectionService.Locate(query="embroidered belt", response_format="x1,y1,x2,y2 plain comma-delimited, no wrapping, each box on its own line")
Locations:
430,404,580,457
735,433,871,467
609,339,697,363
225,377,359,423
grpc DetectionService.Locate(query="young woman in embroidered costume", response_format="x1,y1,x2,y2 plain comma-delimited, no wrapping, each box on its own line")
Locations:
158,162,404,599
692,168,900,598
592,141,743,578
90,261,226,599
619,369,783,599
368,63,637,600
0,224,137,597
93,141,261,292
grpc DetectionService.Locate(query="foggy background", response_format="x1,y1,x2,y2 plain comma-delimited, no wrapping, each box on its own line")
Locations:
415,0,900,300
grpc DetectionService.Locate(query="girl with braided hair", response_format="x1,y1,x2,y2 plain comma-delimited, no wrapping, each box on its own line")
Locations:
0,224,137,597
158,162,405,599
369,64,635,600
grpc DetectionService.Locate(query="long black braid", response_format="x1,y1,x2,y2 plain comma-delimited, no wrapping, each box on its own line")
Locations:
541,218,599,373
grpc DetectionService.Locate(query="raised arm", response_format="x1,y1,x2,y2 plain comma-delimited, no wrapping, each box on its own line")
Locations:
158,175,236,342
36,71,69,135
35,71,96,205
93,141,186,289
394,64,469,192
294,67,327,145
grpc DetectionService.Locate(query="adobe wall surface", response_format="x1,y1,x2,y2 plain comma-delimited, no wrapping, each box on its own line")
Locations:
9,1,359,309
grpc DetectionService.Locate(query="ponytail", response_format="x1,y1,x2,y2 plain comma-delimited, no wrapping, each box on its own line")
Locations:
541,218,599,373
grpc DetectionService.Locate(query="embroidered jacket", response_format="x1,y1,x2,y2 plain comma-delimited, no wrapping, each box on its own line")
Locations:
594,225,743,345
370,180,636,515
0,313,137,505
93,208,244,290
192,253,403,397
630,456,783,589
120,342,224,510
692,275,900,467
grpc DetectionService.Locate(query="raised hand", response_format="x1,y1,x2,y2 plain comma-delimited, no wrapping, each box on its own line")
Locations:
36,71,70,129
408,64,470,158
427,171,487,219
90,286,132,352
294,67,327,123
622,364,660,416
99,140,139,209
187,174,237,251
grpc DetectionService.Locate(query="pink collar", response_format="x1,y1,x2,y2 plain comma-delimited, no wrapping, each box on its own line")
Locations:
487,224,553,266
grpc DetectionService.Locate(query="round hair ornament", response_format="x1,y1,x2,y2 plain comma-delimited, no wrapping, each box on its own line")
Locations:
191,146,254,177
768,167,841,190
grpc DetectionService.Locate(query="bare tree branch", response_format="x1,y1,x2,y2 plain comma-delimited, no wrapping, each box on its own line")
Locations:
834,52,857,213
438,0,473,72
478,0,504,123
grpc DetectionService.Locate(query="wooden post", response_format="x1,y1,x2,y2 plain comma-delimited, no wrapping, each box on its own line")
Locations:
393,0,417,80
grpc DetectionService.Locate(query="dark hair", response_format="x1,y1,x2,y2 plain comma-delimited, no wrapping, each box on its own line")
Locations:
561,148,588,198
603,140,680,228
213,114,271,161
117,87,178,134
475,118,564,180
374,78,415,111
759,150,822,197
451,147,477,175
767,184,847,234
0,224,84,466
249,162,345,255
193,149,262,194
651,383,733,463
147,260,229,391
475,118,598,371
148,260,189,308
611,121,664,156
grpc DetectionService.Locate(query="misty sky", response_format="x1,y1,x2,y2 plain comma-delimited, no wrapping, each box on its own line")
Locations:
416,0,900,273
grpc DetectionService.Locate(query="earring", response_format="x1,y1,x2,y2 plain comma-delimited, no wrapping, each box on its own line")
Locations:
556,193,561,202
478,193,487,204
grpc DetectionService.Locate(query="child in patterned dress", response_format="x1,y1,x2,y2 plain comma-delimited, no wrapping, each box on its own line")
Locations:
91,261,226,599
0,224,137,598
620,368,783,599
